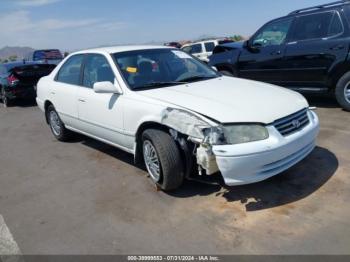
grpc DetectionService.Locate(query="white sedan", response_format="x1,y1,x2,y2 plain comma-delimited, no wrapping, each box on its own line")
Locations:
36,46,319,191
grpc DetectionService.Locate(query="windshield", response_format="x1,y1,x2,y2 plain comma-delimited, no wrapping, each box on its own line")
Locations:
113,48,219,90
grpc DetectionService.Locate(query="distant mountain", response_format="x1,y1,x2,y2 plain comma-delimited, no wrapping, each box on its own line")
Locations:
0,46,35,61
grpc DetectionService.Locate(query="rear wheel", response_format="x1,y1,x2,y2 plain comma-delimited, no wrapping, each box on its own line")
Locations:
335,72,350,111
46,105,73,141
142,129,184,191
1,88,11,108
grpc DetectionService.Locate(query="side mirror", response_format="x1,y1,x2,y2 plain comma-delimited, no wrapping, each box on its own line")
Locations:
243,40,249,48
211,66,218,71
93,81,120,94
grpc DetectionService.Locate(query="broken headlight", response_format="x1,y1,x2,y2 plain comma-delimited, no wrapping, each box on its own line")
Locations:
222,124,269,145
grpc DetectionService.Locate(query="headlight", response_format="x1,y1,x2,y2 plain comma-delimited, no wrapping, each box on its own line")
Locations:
222,125,269,145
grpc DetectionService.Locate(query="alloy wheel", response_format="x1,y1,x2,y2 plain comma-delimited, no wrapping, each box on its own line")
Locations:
49,110,61,136
345,82,350,104
143,140,161,182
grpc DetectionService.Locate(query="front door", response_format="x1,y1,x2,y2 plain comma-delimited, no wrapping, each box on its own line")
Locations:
238,17,294,85
77,54,126,147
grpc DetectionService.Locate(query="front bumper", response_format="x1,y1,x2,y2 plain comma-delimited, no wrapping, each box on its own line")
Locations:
213,110,319,186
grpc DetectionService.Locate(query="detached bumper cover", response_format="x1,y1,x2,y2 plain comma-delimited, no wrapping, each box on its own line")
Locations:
213,110,319,186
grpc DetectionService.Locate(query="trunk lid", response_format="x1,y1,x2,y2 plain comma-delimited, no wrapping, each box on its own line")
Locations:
10,64,56,86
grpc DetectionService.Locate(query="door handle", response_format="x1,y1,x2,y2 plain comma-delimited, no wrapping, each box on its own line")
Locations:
271,50,282,55
50,91,55,95
78,98,86,103
330,45,344,50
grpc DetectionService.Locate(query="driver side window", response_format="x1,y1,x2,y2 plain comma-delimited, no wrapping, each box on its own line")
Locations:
82,54,115,89
252,18,293,47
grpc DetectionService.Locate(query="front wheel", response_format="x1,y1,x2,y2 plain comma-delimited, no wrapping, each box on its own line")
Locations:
46,105,73,141
142,129,184,191
335,72,350,111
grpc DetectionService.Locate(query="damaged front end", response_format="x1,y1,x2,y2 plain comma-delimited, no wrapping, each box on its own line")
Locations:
160,108,270,178
161,108,226,176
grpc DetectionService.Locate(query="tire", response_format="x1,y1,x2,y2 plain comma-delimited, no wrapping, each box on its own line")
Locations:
46,105,73,141
1,88,12,108
142,129,184,191
219,70,234,77
335,72,350,111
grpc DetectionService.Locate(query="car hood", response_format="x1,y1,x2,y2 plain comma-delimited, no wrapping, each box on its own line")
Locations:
221,41,245,49
138,77,309,124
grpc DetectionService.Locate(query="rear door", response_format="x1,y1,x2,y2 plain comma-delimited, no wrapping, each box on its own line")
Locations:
77,53,126,147
284,10,348,89
238,17,294,84
51,54,84,127
203,41,216,62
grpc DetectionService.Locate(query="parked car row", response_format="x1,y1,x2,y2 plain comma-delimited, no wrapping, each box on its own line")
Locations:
209,0,350,111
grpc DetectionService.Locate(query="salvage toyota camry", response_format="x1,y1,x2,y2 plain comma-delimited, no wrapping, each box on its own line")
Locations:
36,46,319,191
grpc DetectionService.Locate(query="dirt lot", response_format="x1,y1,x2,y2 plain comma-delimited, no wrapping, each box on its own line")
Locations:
0,95,349,255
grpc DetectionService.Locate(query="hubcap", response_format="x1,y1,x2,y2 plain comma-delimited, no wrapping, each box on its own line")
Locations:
1,89,7,107
49,111,61,136
143,140,161,182
345,82,350,104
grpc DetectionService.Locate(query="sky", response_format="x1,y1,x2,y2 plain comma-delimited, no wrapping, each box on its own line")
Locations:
0,0,333,51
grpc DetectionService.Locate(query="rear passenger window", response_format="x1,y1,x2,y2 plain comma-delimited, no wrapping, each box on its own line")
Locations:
329,13,343,36
292,11,343,41
56,55,84,85
82,54,115,88
204,42,215,52
190,44,203,54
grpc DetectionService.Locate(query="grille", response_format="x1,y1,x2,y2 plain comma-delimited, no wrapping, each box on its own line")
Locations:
274,108,310,136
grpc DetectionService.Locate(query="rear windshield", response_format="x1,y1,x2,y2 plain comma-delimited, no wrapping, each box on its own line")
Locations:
33,50,63,61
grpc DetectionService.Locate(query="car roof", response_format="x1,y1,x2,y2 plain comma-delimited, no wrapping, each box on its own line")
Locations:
182,40,219,46
287,0,350,16
74,45,173,55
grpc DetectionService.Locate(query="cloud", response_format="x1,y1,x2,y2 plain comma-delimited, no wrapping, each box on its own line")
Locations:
0,10,128,50
0,11,99,32
17,0,61,6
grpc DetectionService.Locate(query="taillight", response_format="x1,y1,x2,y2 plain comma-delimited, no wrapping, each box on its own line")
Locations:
7,75,19,86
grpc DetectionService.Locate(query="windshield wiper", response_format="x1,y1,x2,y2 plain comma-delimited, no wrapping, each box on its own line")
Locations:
177,75,218,83
134,81,187,90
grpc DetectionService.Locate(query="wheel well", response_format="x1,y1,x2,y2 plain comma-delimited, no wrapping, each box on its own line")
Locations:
329,63,350,90
44,100,53,124
134,122,196,178
215,64,235,75
134,122,169,165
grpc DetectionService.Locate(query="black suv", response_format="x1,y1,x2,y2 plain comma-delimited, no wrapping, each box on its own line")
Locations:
209,0,350,110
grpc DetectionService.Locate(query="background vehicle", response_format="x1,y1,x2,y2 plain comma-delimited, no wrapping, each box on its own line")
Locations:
0,61,55,107
182,39,233,63
209,0,350,111
36,46,319,191
32,49,63,65
164,42,182,49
